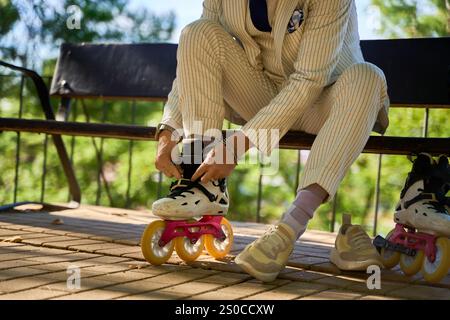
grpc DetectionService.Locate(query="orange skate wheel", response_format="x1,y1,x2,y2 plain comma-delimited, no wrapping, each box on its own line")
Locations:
380,229,401,269
205,217,233,259
175,233,205,262
421,237,450,283
400,250,424,276
141,220,174,266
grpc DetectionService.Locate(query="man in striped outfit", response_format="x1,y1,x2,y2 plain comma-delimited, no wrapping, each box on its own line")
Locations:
153,0,388,282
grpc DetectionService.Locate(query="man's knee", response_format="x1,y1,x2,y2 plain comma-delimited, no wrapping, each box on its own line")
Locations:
341,62,386,90
179,19,223,50
337,62,387,112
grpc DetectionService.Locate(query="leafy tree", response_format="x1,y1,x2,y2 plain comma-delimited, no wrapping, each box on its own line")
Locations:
370,0,449,37
0,1,176,209
0,0,175,69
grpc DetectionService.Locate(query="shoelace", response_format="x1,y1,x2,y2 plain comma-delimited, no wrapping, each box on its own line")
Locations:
349,228,373,251
424,200,449,215
166,179,217,202
259,225,285,247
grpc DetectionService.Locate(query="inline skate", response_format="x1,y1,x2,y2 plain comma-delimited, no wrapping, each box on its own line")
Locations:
141,177,233,265
374,153,450,283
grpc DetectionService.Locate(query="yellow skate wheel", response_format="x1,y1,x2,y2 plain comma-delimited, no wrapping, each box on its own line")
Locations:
141,220,174,266
400,250,425,276
205,217,233,259
421,237,450,283
175,234,205,262
380,230,401,269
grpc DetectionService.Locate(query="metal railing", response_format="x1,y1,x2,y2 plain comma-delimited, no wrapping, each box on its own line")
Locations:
0,73,438,236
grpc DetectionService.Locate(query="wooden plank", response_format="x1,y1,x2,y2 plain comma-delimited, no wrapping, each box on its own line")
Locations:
1,118,448,155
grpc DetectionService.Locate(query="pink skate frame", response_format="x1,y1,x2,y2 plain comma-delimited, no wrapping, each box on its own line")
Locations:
158,215,225,247
388,223,438,262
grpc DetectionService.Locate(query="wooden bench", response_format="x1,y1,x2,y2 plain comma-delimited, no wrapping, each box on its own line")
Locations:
0,38,449,209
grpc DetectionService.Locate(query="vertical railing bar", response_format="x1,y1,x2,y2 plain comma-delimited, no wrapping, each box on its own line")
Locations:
67,100,78,202
423,107,429,138
331,191,338,232
373,153,383,236
157,171,163,199
256,163,263,223
40,77,52,203
40,135,49,203
294,150,301,195
13,75,25,203
80,99,115,207
125,101,136,208
95,101,107,205
157,102,164,199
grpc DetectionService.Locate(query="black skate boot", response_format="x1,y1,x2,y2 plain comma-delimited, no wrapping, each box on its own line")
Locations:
394,153,450,236
435,154,450,212
375,153,450,283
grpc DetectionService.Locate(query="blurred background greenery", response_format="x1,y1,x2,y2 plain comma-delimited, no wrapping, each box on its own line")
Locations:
0,0,449,236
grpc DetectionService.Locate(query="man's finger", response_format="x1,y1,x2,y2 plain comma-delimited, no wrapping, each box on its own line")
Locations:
200,170,214,184
192,163,207,181
164,171,173,178
167,164,182,179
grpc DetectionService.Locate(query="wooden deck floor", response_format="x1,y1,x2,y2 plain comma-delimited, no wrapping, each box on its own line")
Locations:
0,204,449,300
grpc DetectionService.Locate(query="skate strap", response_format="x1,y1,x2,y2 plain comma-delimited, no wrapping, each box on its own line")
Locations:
168,179,217,202
404,193,449,214
404,193,435,209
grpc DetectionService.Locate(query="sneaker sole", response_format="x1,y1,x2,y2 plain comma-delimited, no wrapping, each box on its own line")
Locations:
330,248,384,271
234,255,279,283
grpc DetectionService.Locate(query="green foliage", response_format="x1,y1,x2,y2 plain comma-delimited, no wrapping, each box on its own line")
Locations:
370,0,449,37
0,0,175,67
0,0,19,35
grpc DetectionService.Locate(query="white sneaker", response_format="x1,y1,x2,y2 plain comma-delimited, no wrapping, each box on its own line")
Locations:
152,178,229,219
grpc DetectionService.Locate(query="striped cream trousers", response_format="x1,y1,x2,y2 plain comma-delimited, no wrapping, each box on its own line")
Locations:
168,19,388,201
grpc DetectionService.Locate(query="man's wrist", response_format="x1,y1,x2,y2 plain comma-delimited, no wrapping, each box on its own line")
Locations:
156,123,181,143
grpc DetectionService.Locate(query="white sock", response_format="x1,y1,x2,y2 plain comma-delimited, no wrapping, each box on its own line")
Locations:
280,187,326,242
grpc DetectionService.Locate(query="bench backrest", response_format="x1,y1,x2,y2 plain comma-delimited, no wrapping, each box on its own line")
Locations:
50,38,450,107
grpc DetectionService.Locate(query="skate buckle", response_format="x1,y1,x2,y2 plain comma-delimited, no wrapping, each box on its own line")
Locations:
373,235,416,256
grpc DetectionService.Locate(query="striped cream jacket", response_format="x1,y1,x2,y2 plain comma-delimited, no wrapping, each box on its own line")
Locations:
161,0,390,153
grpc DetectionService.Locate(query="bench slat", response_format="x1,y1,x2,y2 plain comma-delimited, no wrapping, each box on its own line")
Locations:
50,38,450,107
1,118,448,155
50,43,177,100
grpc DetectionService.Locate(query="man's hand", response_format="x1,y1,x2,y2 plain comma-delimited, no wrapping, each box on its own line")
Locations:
191,142,237,184
154,130,182,179
192,132,251,184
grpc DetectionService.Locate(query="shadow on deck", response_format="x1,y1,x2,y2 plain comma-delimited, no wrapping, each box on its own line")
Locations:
0,204,448,300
